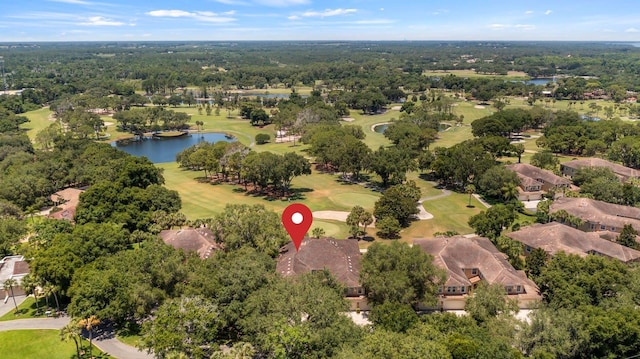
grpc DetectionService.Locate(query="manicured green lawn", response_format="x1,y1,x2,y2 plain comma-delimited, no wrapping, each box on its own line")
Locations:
422,69,529,79
0,297,49,321
159,161,381,218
22,107,55,142
0,330,111,359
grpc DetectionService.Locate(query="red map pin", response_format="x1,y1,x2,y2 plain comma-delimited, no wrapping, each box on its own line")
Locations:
282,203,313,252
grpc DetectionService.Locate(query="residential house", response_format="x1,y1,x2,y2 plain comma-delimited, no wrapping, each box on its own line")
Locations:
506,163,571,200
48,188,84,221
413,236,541,310
507,222,640,263
0,256,30,297
158,227,222,259
560,158,640,182
549,197,640,233
276,237,367,311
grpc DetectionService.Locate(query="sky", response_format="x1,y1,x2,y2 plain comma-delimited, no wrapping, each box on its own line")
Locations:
1,0,640,42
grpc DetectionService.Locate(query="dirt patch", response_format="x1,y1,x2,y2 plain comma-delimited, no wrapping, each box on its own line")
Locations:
391,105,401,110
313,211,350,221
474,105,486,109
342,117,355,122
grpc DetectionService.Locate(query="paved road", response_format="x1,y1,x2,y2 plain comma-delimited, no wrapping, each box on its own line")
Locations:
0,316,153,359
0,295,27,317
0,317,70,331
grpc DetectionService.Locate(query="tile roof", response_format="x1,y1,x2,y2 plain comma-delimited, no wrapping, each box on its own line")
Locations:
507,222,640,262
49,188,84,221
507,163,571,186
561,158,640,179
413,236,540,297
158,227,222,259
550,197,640,232
276,237,361,288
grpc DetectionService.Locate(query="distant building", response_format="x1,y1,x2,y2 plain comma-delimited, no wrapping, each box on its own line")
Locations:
560,158,640,182
507,222,640,263
0,256,30,297
506,163,571,200
158,227,222,259
413,236,540,310
549,197,640,233
48,188,84,222
276,237,367,311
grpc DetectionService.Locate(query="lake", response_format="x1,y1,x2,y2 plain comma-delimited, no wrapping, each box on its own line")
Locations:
112,132,235,163
525,78,555,86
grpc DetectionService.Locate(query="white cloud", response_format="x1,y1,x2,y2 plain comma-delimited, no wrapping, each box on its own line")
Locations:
254,0,310,6
292,8,357,19
380,8,384,11
545,10,553,15
626,28,639,32
148,10,193,17
146,9,236,23
525,10,533,15
222,10,237,15
79,16,125,26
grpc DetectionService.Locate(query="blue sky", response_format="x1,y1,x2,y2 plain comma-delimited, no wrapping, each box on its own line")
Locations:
1,0,640,42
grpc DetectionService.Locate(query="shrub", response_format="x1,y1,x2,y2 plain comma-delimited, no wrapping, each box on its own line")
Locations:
255,133,270,145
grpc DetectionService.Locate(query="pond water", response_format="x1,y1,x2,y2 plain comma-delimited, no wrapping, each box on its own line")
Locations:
373,123,451,134
525,78,555,86
112,132,235,163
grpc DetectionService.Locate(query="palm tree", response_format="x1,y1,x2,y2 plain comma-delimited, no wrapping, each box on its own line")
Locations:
3,278,19,314
465,184,476,207
60,322,82,359
42,283,60,312
78,315,100,359
21,274,41,314
501,183,519,203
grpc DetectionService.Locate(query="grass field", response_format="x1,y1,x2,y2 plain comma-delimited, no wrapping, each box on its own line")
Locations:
19,94,634,243
423,69,529,79
0,297,49,321
0,330,111,359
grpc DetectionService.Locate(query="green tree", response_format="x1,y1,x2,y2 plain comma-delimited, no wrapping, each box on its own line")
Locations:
360,241,445,309
617,224,639,249
373,181,421,227
140,296,221,358
0,217,27,257
478,165,520,200
346,205,373,238
530,151,559,170
240,273,359,359
210,204,289,257
369,302,419,333
375,216,401,238
311,227,325,238
468,204,516,239
3,278,18,313
78,315,100,359
60,322,82,359
465,282,518,325
255,133,271,144
525,247,548,279
465,184,476,207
